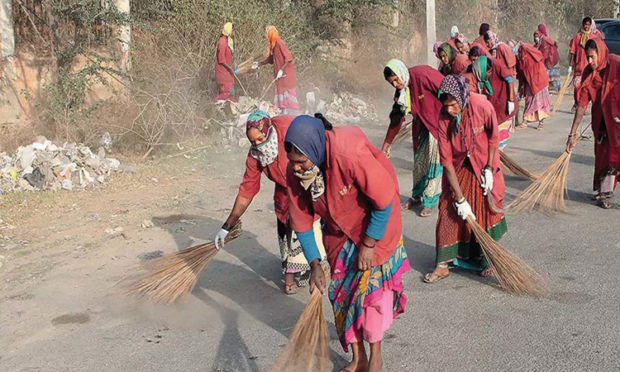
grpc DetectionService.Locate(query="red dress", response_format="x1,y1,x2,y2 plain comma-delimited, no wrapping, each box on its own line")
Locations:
266,39,299,110
215,35,234,101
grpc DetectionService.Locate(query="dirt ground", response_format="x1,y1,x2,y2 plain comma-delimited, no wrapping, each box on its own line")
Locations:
1,97,619,372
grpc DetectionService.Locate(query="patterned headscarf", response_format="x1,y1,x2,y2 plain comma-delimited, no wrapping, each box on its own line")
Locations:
385,59,411,116
439,42,457,64
439,75,470,132
222,22,233,51
456,33,468,45
433,41,443,58
266,25,280,55
246,110,272,137
472,56,493,96
486,31,500,50
247,110,278,167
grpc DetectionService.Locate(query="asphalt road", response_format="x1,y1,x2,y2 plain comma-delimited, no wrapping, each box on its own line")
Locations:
1,97,619,372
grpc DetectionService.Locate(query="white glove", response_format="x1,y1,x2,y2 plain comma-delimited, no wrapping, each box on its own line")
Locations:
251,61,259,70
481,167,494,196
455,198,475,220
567,66,573,75
276,69,284,79
214,228,229,250
507,100,515,115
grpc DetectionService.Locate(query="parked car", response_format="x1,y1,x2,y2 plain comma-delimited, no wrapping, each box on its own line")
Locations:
596,19,620,55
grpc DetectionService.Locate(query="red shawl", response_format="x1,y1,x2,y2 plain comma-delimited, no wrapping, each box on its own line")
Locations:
452,54,471,75
517,43,550,95
537,35,560,69
496,43,516,70
408,65,443,150
580,38,620,147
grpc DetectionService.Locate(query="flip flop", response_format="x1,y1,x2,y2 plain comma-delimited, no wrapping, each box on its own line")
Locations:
284,283,299,295
423,271,449,283
419,208,432,217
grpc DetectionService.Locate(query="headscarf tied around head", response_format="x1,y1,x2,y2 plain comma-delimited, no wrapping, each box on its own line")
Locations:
537,24,548,37
247,110,278,167
451,25,459,38
222,22,233,51
266,25,280,55
385,59,411,116
472,56,494,96
285,115,328,199
439,74,470,131
439,42,457,64
433,41,443,58
456,33,468,45
486,31,500,52
580,19,592,48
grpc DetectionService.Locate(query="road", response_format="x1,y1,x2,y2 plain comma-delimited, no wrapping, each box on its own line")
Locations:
1,96,619,372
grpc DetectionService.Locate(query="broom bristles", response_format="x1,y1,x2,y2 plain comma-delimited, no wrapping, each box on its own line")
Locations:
391,121,413,148
553,72,573,113
466,216,547,296
507,151,572,213
500,151,538,181
125,222,243,304
269,290,331,372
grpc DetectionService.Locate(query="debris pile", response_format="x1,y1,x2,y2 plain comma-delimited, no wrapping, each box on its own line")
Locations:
0,136,125,193
306,91,378,124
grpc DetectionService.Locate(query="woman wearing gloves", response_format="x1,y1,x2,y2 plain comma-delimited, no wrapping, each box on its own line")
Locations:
215,110,325,294
285,114,410,372
424,75,507,283
215,22,238,102
255,26,299,114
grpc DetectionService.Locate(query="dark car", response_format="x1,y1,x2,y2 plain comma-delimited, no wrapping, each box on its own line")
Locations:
597,19,620,55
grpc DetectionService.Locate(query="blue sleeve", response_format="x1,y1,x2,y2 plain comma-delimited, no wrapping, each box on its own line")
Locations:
296,228,321,263
504,76,513,83
365,201,392,241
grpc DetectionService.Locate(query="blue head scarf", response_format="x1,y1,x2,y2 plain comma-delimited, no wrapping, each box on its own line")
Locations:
284,115,326,166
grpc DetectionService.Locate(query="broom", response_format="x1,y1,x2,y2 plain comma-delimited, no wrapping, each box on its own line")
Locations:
552,71,573,114
383,120,413,158
500,151,538,181
125,222,243,304
507,125,586,213
269,289,330,372
466,215,547,296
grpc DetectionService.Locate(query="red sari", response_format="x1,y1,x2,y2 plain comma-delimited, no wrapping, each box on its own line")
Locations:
577,39,620,192
215,35,235,101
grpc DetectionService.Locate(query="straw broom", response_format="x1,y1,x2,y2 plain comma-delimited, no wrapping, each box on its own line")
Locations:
466,215,547,296
500,151,538,181
383,120,412,159
125,222,243,304
552,71,573,114
269,289,330,372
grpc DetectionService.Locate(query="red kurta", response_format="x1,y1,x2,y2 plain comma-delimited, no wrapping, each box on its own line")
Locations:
538,36,560,69
517,43,550,95
437,93,506,206
215,35,233,86
384,65,444,151
238,115,295,223
288,127,402,268
463,58,516,124
495,43,516,71
267,39,297,91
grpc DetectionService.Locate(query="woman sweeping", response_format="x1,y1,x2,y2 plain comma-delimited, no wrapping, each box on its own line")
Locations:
424,75,507,283
285,115,410,372
484,31,516,74
463,55,516,149
215,22,238,102
256,26,300,114
214,111,325,294
534,24,561,92
569,17,602,112
566,38,620,209
515,42,551,130
381,60,443,217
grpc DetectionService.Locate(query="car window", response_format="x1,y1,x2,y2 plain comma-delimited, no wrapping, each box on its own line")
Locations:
603,25,620,39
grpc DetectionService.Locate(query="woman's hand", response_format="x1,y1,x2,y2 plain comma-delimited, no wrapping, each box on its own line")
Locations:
309,260,326,294
381,142,391,158
358,243,375,271
566,134,577,153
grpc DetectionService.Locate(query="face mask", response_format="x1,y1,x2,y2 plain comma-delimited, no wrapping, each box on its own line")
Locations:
249,130,278,167
294,165,325,200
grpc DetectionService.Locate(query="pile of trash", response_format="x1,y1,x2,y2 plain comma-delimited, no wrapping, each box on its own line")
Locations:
0,136,124,193
307,91,378,124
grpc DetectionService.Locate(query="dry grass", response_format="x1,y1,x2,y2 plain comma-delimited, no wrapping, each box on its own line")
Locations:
125,222,242,304
507,151,572,213
553,72,573,114
500,151,539,181
466,216,547,297
269,289,331,372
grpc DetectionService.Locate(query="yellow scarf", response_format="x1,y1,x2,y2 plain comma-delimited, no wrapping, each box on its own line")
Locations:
579,28,590,48
223,22,233,51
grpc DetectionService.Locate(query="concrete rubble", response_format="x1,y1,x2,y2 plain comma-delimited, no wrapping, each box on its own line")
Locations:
0,136,128,193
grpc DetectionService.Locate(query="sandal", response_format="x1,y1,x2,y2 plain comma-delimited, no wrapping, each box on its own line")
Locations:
537,121,544,131
598,199,613,209
516,123,528,129
402,197,421,210
419,207,432,217
423,264,449,283
284,282,299,295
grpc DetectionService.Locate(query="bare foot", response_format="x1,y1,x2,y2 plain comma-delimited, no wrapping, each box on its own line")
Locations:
340,358,368,372
368,355,383,372
284,273,298,294
480,267,496,277
402,197,420,210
